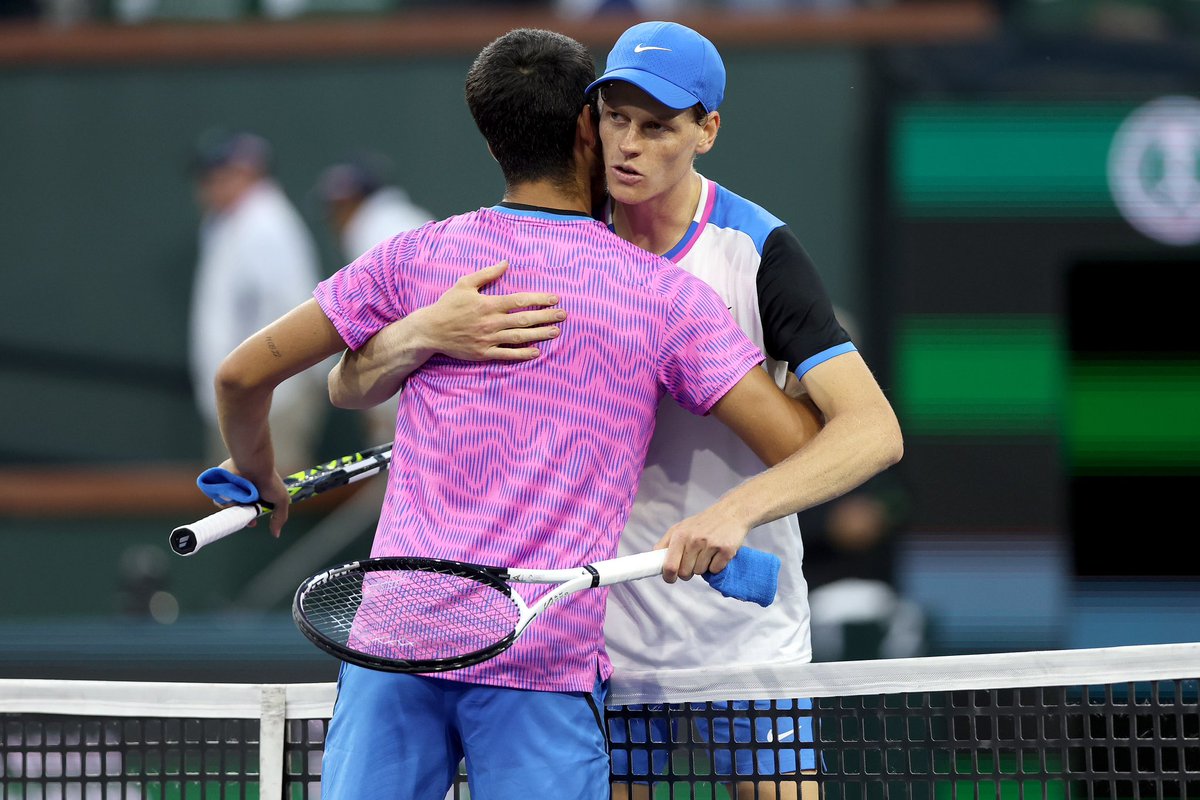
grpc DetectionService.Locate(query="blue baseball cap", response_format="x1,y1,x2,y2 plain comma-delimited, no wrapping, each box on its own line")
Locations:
585,21,725,113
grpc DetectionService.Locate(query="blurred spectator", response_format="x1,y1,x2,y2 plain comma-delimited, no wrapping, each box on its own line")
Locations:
314,152,433,444
316,152,433,269
800,472,924,661
801,474,906,593
188,129,326,474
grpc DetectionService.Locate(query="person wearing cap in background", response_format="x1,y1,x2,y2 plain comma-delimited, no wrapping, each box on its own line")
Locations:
188,129,326,474
584,22,902,800
315,153,434,446
315,152,434,268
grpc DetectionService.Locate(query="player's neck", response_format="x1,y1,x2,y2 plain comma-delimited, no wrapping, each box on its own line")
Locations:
611,172,701,257
503,177,590,215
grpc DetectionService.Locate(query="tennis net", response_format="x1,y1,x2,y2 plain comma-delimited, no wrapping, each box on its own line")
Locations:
2,642,1197,799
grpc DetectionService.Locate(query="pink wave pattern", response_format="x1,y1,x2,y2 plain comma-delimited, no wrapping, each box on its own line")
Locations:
315,207,763,692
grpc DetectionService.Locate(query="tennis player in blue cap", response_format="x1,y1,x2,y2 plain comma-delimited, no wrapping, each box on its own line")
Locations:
589,20,902,800
323,19,902,800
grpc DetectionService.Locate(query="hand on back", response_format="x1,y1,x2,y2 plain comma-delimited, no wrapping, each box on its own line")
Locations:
422,260,566,362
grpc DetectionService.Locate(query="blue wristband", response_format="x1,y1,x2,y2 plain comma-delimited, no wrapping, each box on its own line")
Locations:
702,547,780,607
196,467,260,505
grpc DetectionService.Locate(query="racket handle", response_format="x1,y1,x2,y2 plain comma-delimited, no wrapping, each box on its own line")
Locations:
593,547,780,606
170,504,265,556
592,550,668,585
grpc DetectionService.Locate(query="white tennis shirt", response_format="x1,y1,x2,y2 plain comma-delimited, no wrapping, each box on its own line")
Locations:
604,176,856,680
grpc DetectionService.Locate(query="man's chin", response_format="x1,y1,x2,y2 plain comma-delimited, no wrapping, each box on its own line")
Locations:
606,183,646,207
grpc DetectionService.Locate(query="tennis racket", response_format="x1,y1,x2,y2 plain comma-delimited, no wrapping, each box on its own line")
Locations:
170,443,393,556
292,546,779,673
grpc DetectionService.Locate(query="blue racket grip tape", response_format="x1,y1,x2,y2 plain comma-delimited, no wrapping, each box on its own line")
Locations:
703,547,780,607
197,467,260,505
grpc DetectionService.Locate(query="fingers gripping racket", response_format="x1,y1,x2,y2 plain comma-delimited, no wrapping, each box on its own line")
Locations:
292,547,780,674
170,443,393,556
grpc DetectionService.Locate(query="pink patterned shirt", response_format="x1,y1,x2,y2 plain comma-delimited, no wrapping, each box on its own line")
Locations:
314,204,763,692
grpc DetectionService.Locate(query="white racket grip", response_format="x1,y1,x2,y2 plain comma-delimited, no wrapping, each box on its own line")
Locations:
591,550,667,586
170,504,263,556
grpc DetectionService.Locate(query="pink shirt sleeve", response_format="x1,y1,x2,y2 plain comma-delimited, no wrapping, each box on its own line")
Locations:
313,234,410,351
657,270,765,415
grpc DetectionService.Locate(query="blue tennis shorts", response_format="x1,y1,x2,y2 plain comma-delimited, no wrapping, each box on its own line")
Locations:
609,699,816,778
323,664,610,800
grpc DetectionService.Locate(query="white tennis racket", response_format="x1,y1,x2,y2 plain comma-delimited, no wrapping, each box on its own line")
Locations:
170,443,392,556
292,546,778,673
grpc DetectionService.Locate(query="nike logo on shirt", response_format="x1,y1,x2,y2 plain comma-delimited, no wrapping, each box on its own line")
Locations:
634,44,672,53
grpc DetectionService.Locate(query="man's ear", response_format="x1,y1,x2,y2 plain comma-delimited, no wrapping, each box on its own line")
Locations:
696,110,721,156
578,104,599,152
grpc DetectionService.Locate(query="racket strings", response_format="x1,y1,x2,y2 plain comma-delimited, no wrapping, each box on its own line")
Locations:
302,568,520,664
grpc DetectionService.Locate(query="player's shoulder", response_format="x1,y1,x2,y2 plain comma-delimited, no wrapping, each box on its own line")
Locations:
582,220,683,279
593,231,720,311
647,252,727,309
414,207,479,235
705,179,787,254
385,208,474,254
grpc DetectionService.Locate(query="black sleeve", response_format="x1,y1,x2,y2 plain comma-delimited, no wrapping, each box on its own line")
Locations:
756,225,851,369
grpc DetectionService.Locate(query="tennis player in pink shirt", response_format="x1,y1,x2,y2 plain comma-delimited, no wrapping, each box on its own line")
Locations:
210,28,820,800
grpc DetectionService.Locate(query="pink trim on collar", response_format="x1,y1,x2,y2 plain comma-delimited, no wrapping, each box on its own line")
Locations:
670,177,716,263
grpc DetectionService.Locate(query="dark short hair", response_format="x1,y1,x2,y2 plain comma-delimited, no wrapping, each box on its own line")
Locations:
465,29,596,188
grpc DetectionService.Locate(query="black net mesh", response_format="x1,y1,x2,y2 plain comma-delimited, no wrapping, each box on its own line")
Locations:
3,675,1197,799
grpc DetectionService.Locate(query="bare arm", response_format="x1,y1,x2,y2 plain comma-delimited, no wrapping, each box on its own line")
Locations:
659,351,903,581
328,260,567,409
214,298,348,536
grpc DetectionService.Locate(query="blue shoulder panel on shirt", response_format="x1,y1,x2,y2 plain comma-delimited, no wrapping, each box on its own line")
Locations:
707,184,786,255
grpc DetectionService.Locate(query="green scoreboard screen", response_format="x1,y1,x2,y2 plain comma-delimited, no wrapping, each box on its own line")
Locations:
888,97,1200,577
1066,259,1200,576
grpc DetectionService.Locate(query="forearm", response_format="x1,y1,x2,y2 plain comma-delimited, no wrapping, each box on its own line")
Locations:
327,261,566,409
328,308,436,409
215,376,277,482
745,392,824,467
716,405,902,531
214,298,348,482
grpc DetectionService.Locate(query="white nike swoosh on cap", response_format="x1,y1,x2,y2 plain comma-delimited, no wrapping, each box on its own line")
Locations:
633,44,672,53
766,728,795,743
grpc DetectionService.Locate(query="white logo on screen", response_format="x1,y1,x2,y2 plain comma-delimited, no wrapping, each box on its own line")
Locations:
1108,95,1200,246
634,44,672,53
